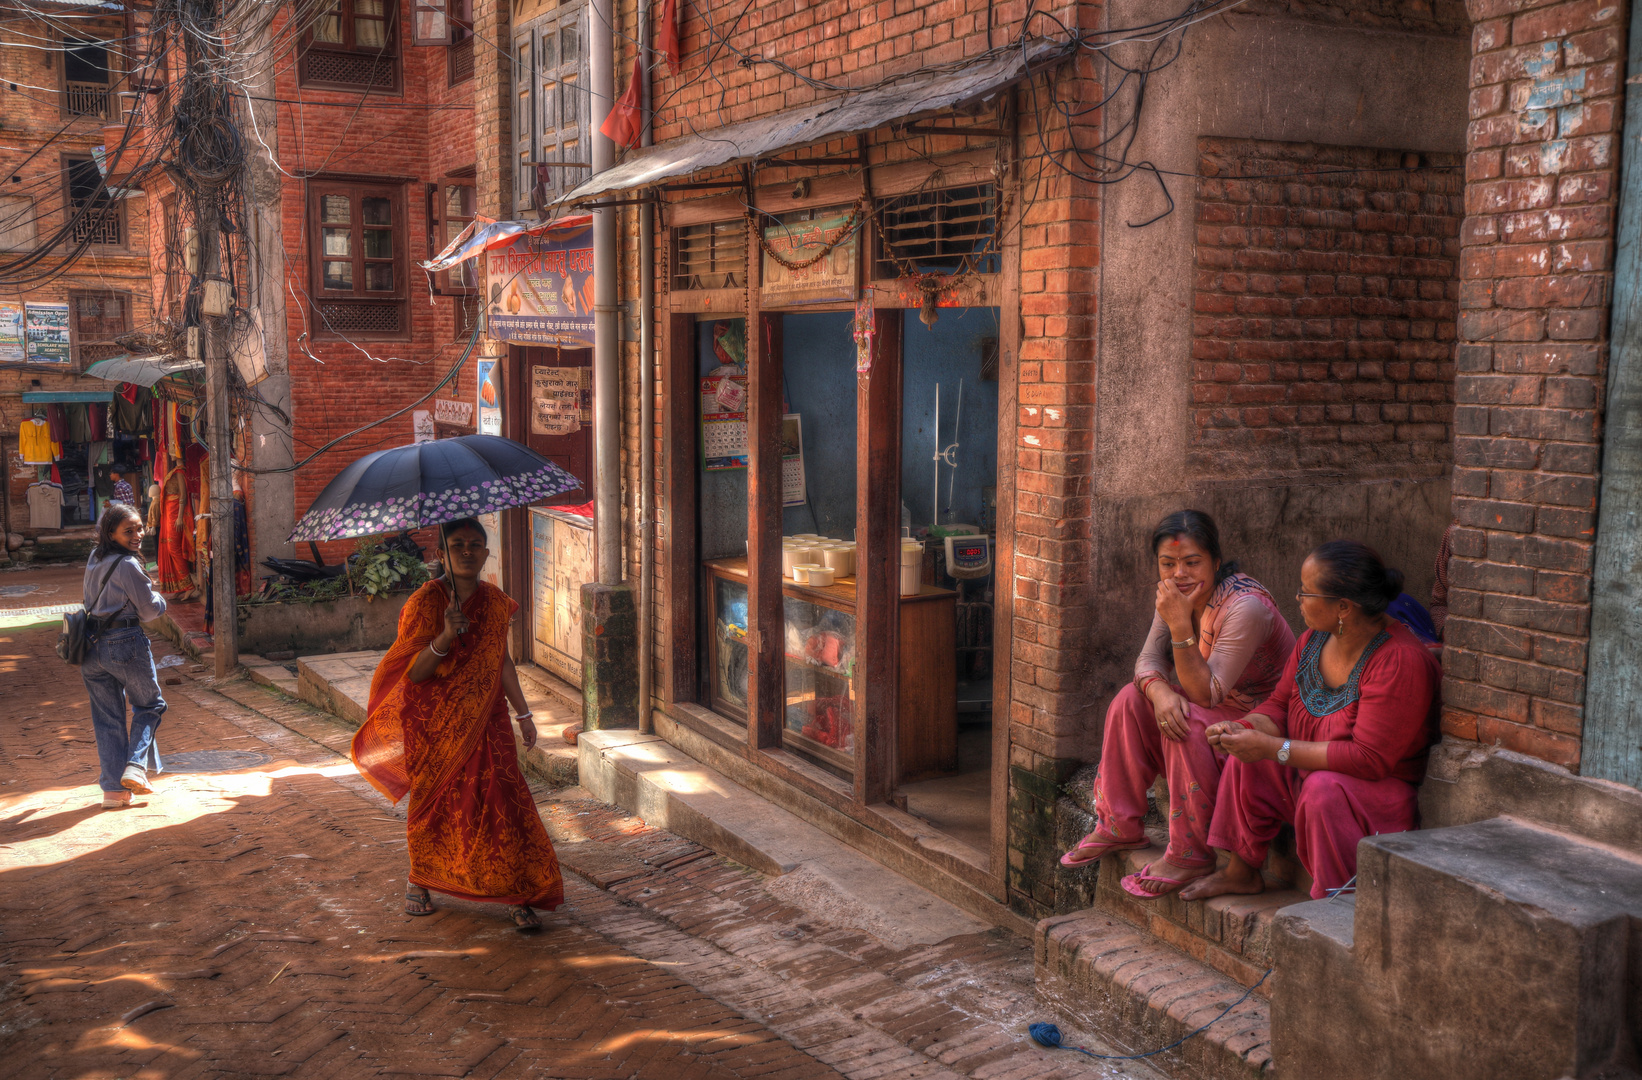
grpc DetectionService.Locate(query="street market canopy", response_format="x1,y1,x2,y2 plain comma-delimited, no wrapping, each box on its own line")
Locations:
82,354,204,387
553,38,1074,207
421,213,592,273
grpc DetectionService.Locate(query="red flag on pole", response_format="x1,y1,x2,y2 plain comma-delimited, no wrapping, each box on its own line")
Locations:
600,54,646,149
657,0,680,75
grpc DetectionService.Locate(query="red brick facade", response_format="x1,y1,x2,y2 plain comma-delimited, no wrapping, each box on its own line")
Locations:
1442,0,1624,770
1192,139,1463,479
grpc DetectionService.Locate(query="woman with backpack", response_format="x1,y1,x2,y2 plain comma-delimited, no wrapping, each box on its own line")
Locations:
81,502,168,809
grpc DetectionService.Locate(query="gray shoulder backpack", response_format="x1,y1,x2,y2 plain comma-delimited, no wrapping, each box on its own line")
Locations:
57,557,124,666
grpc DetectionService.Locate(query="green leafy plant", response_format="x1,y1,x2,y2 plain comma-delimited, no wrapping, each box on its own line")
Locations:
248,537,429,605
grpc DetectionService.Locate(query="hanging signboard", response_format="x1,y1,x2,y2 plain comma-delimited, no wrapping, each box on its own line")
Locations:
486,221,595,347
434,397,474,428
0,302,24,361
476,358,502,436
24,302,71,363
530,366,591,436
760,209,858,307
412,409,435,443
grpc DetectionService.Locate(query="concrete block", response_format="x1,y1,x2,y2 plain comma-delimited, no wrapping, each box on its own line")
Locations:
579,582,638,730
1275,817,1642,1080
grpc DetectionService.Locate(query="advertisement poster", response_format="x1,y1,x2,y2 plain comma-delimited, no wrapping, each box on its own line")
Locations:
434,398,474,428
476,358,502,436
486,221,595,347
530,366,590,436
761,210,858,306
24,302,71,363
412,409,435,443
0,301,24,362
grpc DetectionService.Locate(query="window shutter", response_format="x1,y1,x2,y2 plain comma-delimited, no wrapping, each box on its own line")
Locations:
514,27,536,218
411,0,451,45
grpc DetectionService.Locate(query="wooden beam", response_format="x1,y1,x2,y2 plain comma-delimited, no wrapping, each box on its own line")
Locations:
746,237,784,751
855,309,902,804
662,313,699,707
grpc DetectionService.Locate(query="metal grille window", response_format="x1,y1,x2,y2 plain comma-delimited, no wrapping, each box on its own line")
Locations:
514,4,589,217
65,157,121,247
308,181,406,337
673,220,747,290
299,0,400,92
71,292,130,366
874,183,999,278
62,38,114,120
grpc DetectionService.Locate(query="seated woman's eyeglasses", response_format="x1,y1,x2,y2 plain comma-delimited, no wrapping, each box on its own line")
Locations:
1295,591,1337,602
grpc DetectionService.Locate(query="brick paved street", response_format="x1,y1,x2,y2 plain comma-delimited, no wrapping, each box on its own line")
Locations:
0,603,1161,1080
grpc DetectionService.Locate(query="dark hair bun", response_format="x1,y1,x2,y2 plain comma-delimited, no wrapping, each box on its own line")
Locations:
1310,539,1401,617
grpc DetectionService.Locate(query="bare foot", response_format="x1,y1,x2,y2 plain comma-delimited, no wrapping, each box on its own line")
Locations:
1120,857,1213,898
1179,866,1265,901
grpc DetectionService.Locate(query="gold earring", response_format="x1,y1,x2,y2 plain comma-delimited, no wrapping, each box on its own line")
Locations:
1336,616,1345,636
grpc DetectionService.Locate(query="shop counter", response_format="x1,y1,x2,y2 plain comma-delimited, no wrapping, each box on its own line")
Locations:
704,556,957,782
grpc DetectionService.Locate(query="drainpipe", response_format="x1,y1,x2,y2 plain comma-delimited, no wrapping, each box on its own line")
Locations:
590,0,620,584
637,0,654,733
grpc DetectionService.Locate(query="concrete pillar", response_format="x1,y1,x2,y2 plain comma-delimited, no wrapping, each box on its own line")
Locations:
580,581,638,729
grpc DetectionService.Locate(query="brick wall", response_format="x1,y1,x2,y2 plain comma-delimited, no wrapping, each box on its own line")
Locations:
1442,0,1624,770
1191,139,1462,479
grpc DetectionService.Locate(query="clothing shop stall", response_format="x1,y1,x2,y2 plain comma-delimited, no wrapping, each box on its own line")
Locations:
18,380,158,533
78,355,210,598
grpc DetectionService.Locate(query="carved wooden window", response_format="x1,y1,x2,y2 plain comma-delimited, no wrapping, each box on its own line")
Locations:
513,3,589,217
299,0,401,93
308,181,408,338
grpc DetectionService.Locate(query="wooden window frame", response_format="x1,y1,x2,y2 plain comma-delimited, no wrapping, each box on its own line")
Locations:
307,180,410,340
0,194,37,251
62,154,124,249
59,35,116,122
426,178,477,296
161,194,182,320
298,0,403,94
69,289,132,369
513,3,589,218
447,0,474,86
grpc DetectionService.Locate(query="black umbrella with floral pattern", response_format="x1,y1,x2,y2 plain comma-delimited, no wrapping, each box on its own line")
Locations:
287,435,580,543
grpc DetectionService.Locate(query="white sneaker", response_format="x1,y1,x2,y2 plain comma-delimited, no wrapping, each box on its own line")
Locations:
102,790,131,809
121,764,152,795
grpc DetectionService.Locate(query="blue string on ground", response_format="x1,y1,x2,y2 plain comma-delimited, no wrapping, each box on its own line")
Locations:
1028,967,1272,1061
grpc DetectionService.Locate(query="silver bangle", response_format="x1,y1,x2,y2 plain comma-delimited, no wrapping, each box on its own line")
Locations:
428,641,449,657
514,711,533,721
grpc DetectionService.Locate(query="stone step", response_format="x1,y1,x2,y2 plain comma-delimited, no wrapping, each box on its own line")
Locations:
1036,908,1273,1080
1094,845,1307,992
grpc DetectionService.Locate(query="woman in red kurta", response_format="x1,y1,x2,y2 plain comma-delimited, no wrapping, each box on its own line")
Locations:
352,517,563,931
1181,540,1440,902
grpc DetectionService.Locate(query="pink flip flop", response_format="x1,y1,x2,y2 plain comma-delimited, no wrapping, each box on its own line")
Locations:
1058,837,1143,869
1120,862,1200,898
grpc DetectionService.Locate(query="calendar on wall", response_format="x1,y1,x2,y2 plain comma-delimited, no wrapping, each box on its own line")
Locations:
702,413,749,470
781,413,805,507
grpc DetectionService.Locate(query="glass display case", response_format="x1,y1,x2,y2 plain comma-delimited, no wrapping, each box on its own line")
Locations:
782,593,855,770
711,575,749,713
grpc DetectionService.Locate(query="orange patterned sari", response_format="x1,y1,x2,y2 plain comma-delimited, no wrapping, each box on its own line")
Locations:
352,579,563,910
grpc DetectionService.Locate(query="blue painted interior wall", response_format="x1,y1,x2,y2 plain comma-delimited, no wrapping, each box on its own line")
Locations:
902,308,1000,531
694,308,999,560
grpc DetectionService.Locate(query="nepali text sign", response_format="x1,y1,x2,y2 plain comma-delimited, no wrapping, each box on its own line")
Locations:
530,365,590,436
486,224,595,347
760,209,857,306
0,302,23,362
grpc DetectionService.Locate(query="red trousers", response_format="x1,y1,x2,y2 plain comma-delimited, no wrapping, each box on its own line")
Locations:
1208,757,1417,899
1091,683,1248,868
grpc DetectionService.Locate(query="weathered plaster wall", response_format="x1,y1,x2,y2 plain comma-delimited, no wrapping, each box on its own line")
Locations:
1081,7,1469,759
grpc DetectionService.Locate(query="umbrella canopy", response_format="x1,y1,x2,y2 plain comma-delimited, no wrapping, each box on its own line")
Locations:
288,435,581,542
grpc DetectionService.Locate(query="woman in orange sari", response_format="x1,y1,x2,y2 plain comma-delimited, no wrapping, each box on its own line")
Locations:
352,517,563,931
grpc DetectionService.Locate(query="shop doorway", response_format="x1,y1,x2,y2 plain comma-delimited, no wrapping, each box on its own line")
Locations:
508,345,593,683
693,308,1000,865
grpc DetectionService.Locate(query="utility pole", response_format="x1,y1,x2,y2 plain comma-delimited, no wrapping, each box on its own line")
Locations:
201,196,238,678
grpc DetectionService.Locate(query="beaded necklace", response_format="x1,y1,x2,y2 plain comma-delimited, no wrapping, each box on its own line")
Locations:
1296,628,1390,718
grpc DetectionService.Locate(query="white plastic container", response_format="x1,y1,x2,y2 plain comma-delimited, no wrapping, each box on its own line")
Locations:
792,563,824,584
900,542,924,597
806,565,837,587
821,546,855,578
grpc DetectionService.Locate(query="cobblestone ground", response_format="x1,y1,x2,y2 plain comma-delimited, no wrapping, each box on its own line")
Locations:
1,599,1159,1079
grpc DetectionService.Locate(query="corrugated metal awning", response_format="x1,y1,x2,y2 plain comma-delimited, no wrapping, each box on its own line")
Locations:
556,39,1073,207
82,354,204,387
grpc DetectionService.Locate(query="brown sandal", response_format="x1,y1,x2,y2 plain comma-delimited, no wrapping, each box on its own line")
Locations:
405,887,435,916
508,905,542,933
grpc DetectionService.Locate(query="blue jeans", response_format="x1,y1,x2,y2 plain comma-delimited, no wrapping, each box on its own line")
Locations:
81,626,166,793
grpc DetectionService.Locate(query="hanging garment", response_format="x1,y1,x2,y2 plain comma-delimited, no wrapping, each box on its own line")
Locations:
113,387,152,435
45,404,68,444
27,482,63,529
156,470,191,593
66,404,93,444
19,418,56,464
88,403,107,441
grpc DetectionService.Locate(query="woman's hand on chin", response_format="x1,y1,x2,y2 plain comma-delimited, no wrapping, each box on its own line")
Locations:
1155,577,1205,633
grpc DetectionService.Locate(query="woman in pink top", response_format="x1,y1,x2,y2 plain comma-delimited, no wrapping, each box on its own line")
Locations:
1060,511,1295,897
1182,540,1441,902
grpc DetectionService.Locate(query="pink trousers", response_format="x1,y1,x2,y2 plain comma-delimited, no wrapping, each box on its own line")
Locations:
1091,683,1246,868
1208,757,1418,899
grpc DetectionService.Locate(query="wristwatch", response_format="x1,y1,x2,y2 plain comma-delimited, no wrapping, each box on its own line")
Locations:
1170,634,1197,649
1277,739,1292,764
